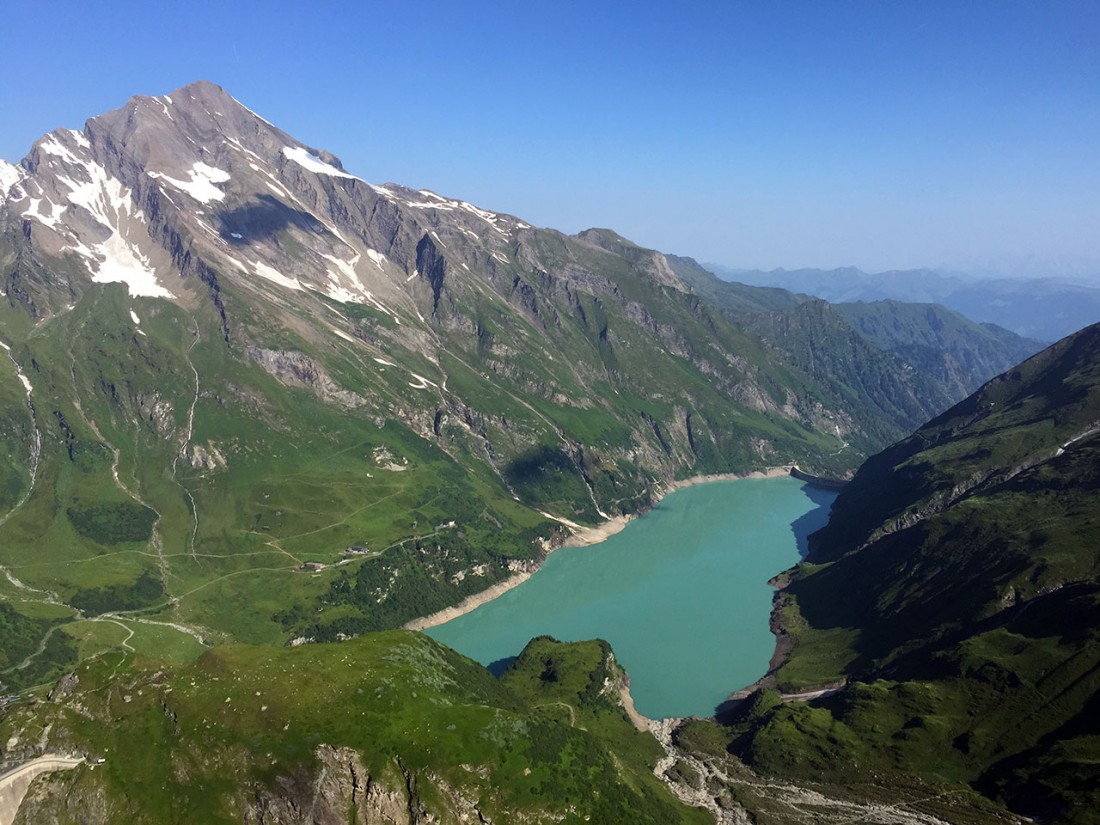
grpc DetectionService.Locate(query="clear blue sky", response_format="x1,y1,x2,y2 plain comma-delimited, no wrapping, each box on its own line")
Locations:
2,0,1097,272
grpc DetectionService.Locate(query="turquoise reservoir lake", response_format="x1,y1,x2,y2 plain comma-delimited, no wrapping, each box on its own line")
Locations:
427,476,837,719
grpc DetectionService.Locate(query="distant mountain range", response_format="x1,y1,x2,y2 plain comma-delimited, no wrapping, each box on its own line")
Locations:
707,263,1100,342
671,255,1044,422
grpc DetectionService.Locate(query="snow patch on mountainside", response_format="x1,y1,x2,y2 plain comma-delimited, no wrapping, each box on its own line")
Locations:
323,284,360,303
224,136,267,165
150,96,174,121
0,160,24,197
55,156,130,227
1,341,34,394
407,373,437,390
148,162,230,203
251,260,302,291
38,134,83,165
91,230,173,298
2,346,32,398
36,150,176,298
249,165,291,197
367,355,435,389
316,249,401,322
321,254,366,298
282,146,358,180
402,189,531,233
21,197,65,227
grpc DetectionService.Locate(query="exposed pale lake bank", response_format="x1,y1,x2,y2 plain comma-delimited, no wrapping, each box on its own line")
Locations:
405,467,792,632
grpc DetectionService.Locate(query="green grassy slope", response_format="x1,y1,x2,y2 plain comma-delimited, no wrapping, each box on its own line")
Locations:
1,633,708,824
812,321,1100,561
577,233,948,458
0,280,557,692
698,323,1100,824
667,255,984,448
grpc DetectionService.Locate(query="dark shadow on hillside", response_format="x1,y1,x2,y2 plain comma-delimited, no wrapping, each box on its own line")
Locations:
713,696,747,724
487,655,517,677
791,485,839,558
217,193,327,244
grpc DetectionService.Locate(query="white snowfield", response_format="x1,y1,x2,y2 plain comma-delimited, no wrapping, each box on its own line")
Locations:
37,134,83,165
282,146,359,180
148,162,231,203
319,252,400,320
251,260,302,291
0,159,26,198
91,228,171,298
21,197,66,228
36,141,174,299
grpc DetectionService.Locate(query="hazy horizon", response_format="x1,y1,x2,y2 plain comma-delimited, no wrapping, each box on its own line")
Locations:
2,1,1096,274
702,255,1100,284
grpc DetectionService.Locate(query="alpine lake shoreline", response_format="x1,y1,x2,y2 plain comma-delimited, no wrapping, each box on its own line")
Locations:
406,464,848,726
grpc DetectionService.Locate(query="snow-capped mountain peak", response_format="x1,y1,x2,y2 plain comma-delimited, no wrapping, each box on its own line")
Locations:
1,80,553,336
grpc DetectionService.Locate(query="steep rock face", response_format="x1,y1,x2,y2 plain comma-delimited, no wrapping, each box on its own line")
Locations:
740,299,953,448
668,256,1046,434
247,347,368,408
242,746,412,825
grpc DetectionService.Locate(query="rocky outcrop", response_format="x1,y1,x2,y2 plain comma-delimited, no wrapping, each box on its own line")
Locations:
243,746,410,825
240,745,495,825
247,348,366,408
